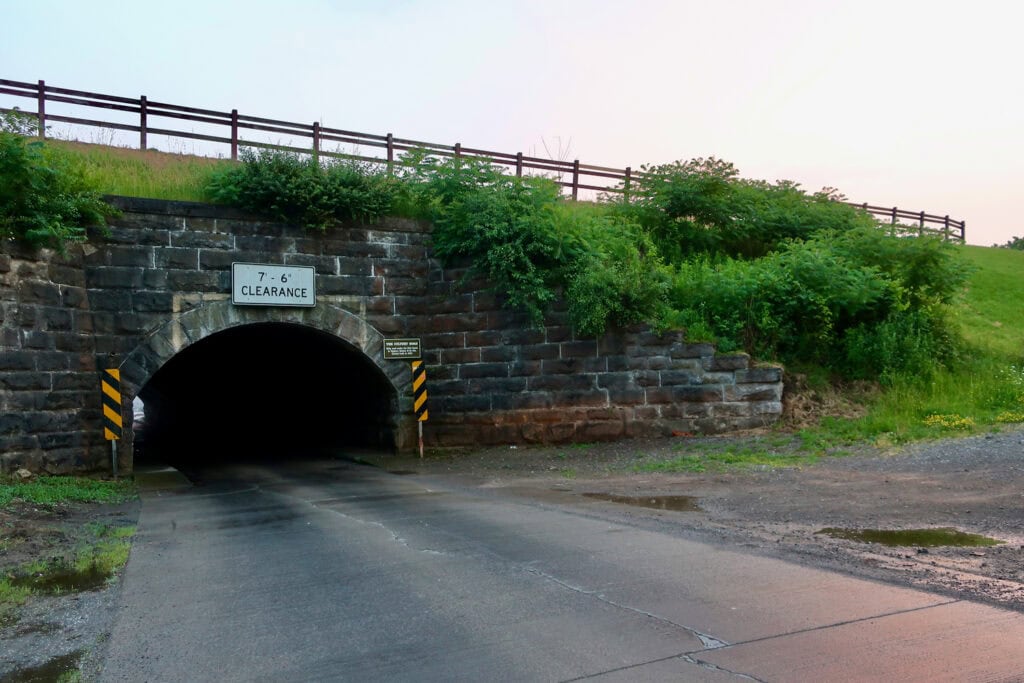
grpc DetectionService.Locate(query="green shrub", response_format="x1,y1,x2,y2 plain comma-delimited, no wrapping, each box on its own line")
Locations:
404,153,670,334
841,308,959,383
619,157,877,260
205,148,399,230
0,132,115,252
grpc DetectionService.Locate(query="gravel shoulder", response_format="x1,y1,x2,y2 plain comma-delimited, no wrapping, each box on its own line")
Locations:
364,426,1024,612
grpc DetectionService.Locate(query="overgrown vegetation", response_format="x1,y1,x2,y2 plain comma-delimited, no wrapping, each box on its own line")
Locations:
8,130,1022,446
0,111,117,252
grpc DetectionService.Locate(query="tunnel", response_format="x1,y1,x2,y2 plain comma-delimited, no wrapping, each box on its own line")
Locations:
133,322,398,466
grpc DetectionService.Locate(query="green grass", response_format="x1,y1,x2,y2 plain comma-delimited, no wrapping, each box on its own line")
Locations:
46,139,227,202
0,476,137,508
952,245,1024,356
802,244,1024,447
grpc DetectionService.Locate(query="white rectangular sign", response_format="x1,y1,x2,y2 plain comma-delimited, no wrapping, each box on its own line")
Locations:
232,262,316,307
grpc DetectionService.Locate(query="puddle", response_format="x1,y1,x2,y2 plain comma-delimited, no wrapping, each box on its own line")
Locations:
9,561,114,593
5,649,84,682
583,493,701,512
816,527,1004,547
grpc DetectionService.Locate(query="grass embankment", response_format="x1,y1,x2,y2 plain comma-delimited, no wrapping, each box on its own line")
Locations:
46,139,226,202
0,477,137,622
824,245,1024,441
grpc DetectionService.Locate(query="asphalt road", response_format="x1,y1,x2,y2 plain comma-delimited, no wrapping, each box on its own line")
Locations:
99,456,1024,682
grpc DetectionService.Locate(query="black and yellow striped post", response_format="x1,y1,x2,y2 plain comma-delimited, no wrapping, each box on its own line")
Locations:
101,368,122,478
412,360,428,458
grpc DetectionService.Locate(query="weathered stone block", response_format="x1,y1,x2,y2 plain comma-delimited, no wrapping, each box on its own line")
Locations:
669,342,715,359
553,390,608,408
19,280,62,306
579,420,625,440
440,347,481,364
167,270,221,292
172,231,235,249
660,369,698,386
560,340,598,358
724,384,782,402
106,246,153,268
672,385,723,402
22,330,54,350
34,351,70,371
509,361,541,377
480,345,517,362
520,344,560,361
528,374,595,392
435,395,493,412
283,253,337,274
337,257,372,277
420,332,464,350
491,392,551,411
597,373,638,390
131,291,174,312
90,267,145,289
500,327,545,346
467,377,527,395
0,353,34,371
43,308,72,331
155,248,199,269
89,290,132,312
707,353,750,371
541,357,606,374
736,367,783,383
319,275,376,296
61,286,88,309
459,362,509,379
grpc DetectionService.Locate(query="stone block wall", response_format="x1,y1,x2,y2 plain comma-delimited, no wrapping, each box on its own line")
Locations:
0,242,107,473
0,197,783,473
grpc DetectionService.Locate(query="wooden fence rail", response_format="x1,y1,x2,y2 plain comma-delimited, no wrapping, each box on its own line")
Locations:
0,78,965,242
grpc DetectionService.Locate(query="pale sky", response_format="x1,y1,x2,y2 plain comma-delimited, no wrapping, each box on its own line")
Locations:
2,0,1021,246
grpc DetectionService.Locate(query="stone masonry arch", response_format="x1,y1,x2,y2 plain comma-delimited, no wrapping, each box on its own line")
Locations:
118,301,414,467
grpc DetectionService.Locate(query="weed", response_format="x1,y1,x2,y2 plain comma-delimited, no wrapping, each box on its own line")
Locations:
922,414,975,430
0,477,136,509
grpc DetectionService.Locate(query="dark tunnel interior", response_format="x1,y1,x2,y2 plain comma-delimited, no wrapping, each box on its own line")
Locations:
134,323,397,465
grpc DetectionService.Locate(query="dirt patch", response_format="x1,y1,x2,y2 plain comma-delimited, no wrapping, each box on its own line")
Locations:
0,499,139,680
364,426,1024,612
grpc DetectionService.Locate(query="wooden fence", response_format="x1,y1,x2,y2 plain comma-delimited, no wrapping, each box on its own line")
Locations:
0,78,965,242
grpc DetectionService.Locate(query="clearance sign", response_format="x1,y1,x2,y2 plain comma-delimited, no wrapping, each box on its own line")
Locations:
232,263,316,307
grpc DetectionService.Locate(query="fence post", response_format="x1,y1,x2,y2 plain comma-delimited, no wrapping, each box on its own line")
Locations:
624,166,632,203
890,206,897,224
454,142,461,159
230,109,239,161
943,215,950,241
386,133,394,174
960,220,966,242
515,152,523,177
36,80,45,139
312,121,321,162
571,159,580,200
139,96,147,150
919,210,925,236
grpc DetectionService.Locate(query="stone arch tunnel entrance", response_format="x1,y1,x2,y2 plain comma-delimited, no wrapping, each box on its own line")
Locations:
134,322,399,466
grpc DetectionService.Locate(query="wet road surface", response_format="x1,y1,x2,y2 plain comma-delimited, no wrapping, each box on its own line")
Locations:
99,457,1024,681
